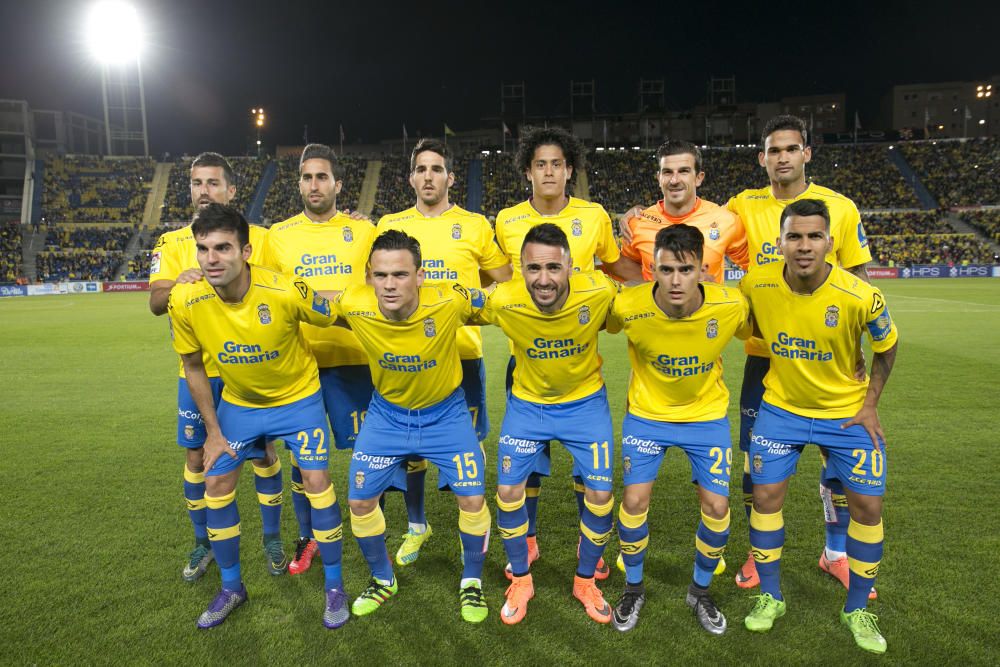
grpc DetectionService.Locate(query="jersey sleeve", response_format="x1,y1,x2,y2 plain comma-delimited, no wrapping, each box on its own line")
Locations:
289,277,337,327
450,283,487,324
863,287,898,353
836,200,872,269
468,285,499,326
605,294,624,334
734,292,753,340
476,218,510,270
726,214,751,270
619,217,642,262
167,291,200,356
594,206,622,264
150,235,182,283
494,218,510,259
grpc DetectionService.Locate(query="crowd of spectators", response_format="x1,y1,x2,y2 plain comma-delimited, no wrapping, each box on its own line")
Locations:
961,209,1000,243
861,211,952,236
1,222,23,283
43,225,135,252
36,250,125,281
868,233,994,266
899,137,1000,207
261,155,364,224
809,145,920,209
41,156,154,224
480,153,532,218
588,150,661,214
161,157,264,222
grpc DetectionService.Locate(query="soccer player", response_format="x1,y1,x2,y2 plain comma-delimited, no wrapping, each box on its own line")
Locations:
333,230,491,623
620,140,749,283
168,204,350,629
263,143,376,575
493,126,641,579
606,224,751,634
740,199,897,654
726,116,874,595
376,138,512,566
149,153,287,582
475,223,620,626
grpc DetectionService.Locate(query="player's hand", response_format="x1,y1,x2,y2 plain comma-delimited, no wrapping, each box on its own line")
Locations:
617,206,643,244
202,431,237,472
343,208,370,222
854,348,867,381
175,268,204,284
841,405,883,452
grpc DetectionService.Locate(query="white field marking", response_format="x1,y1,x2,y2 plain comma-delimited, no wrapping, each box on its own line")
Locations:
888,294,1000,309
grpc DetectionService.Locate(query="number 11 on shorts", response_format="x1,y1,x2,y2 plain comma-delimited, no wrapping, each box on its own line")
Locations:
590,441,610,470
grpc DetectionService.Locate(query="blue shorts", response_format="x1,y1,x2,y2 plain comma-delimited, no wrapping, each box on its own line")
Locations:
176,377,224,448
621,412,732,496
461,358,490,441
207,391,332,477
497,387,614,491
749,402,887,496
349,388,485,500
504,355,559,478
738,355,769,453
319,365,375,450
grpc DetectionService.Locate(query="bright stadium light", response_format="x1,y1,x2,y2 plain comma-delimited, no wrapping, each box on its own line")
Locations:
86,2,142,64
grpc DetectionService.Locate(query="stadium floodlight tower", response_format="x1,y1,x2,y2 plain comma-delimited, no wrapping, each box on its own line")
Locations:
86,1,149,156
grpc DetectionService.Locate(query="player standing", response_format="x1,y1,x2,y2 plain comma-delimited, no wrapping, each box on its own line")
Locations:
493,127,641,579
376,138,511,566
263,144,376,575
475,223,620,625
333,230,492,623
149,153,287,581
740,199,897,654
606,224,751,634
168,204,350,629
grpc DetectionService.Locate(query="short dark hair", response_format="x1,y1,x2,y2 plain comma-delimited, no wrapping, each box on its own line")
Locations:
655,140,703,173
191,152,235,187
761,114,808,147
191,203,249,247
515,126,585,175
521,222,570,255
300,143,342,181
780,198,830,232
370,229,422,268
410,138,453,173
654,224,704,264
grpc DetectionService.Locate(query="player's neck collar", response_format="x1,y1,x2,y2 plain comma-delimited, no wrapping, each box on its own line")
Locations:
529,195,570,217
782,262,833,295
652,282,704,319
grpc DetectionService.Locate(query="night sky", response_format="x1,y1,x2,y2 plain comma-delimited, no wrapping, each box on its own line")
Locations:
1,0,996,155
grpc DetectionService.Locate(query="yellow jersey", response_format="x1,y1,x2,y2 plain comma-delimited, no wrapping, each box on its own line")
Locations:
263,211,375,367
168,265,335,408
607,281,751,422
376,205,509,360
740,261,898,419
473,271,619,404
151,223,270,378
494,197,621,276
333,281,485,409
726,182,872,357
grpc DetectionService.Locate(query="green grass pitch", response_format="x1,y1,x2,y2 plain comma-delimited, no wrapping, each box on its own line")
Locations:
1,278,998,665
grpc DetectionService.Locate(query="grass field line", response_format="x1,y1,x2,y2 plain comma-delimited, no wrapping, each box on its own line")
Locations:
888,294,1000,309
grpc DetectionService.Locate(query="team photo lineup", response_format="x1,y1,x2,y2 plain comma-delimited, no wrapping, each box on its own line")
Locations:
151,114,899,654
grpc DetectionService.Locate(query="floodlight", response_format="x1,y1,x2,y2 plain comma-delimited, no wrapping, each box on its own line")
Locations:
86,2,142,64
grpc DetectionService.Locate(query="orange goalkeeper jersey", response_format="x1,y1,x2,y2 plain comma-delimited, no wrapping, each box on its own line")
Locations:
622,198,749,283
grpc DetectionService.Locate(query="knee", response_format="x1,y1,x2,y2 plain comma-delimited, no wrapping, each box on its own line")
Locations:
621,493,649,517
584,488,612,507
456,494,485,513
299,469,330,495
349,497,378,516
497,484,525,505
185,448,205,473
702,496,730,521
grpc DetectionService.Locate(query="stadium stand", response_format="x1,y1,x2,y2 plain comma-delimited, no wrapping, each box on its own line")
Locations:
961,209,1000,242
161,157,265,222
261,154,364,224
862,211,952,236
41,156,154,224
481,152,531,218
809,144,921,209
35,250,125,281
899,137,1000,207
868,233,994,266
1,222,24,283
44,225,134,252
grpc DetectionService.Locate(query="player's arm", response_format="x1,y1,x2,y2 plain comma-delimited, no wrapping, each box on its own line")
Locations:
841,341,897,452
603,255,644,284
180,352,235,471
617,205,644,244
726,215,751,271
845,262,870,283
483,264,513,284
149,270,204,315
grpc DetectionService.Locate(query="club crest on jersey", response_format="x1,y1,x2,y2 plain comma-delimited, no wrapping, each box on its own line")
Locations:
501,456,511,474
451,223,462,239
825,305,840,328
343,226,354,243
423,317,436,337
257,303,272,325
184,424,195,440
571,219,583,236
706,318,719,339
753,453,763,474
708,222,720,240
578,305,591,324
623,456,632,476
354,471,365,489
